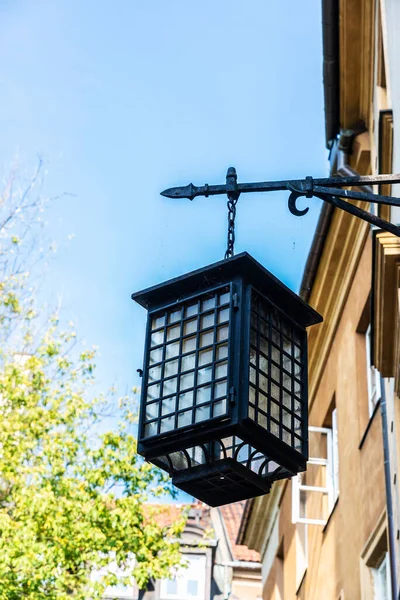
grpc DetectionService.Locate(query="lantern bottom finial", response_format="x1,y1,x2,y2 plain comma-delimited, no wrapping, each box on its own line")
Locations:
149,434,296,507
172,458,272,507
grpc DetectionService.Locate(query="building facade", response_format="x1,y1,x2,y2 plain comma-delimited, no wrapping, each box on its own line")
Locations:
238,1,400,598
101,504,216,600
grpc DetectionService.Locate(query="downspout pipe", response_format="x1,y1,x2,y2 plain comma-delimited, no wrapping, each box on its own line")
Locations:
322,0,340,148
380,378,398,600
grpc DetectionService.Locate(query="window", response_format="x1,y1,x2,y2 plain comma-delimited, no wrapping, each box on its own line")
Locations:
360,513,391,600
166,580,178,595
366,324,382,416
160,555,206,600
92,560,137,599
332,408,339,499
187,580,198,597
372,553,391,599
356,298,382,428
292,412,339,526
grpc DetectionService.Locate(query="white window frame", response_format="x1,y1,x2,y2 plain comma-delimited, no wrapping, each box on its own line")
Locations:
160,554,206,600
332,408,339,500
92,558,137,599
292,417,339,526
372,552,392,599
366,324,382,416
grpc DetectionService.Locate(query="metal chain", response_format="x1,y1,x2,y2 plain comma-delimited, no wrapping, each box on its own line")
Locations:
224,193,239,259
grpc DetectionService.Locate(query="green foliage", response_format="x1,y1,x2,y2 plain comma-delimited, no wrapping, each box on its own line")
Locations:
0,162,186,599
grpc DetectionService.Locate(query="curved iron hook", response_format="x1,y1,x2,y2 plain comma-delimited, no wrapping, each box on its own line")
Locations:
288,190,310,217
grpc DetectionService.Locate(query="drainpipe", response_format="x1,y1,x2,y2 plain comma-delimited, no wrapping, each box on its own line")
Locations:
380,376,398,600
322,0,340,148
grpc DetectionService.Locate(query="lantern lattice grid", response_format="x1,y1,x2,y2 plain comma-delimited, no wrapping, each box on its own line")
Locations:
132,253,322,507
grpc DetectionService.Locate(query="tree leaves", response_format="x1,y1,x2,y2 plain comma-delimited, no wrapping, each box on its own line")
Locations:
0,162,185,599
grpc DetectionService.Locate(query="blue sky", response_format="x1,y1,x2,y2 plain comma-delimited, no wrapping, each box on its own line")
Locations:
0,0,327,406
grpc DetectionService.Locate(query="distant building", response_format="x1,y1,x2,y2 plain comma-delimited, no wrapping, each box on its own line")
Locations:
102,501,261,600
212,502,262,600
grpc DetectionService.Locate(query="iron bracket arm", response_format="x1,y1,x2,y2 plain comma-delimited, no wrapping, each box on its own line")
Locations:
161,168,400,238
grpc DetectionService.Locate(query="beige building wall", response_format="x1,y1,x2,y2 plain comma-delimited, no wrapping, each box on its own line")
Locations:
238,1,400,598
300,240,385,599
258,240,387,600
232,570,263,600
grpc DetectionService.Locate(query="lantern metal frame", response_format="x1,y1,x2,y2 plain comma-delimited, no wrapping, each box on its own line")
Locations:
132,253,322,505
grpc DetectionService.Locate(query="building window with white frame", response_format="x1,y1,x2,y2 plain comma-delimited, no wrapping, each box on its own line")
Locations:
292,407,339,527
372,552,391,599
365,324,382,416
160,554,206,600
361,514,392,600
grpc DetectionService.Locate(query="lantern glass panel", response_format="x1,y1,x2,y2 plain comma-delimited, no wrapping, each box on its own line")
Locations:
183,319,197,335
178,411,192,428
213,399,226,416
141,285,231,440
180,372,194,390
152,315,165,330
167,325,180,341
216,343,228,360
247,289,306,452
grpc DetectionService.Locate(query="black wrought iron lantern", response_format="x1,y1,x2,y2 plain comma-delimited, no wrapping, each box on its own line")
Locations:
132,252,322,506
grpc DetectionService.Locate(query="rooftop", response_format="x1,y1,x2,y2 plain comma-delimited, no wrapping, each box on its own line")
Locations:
219,501,260,563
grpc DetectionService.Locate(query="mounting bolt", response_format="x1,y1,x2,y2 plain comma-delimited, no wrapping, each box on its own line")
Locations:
226,167,239,200
305,176,314,198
